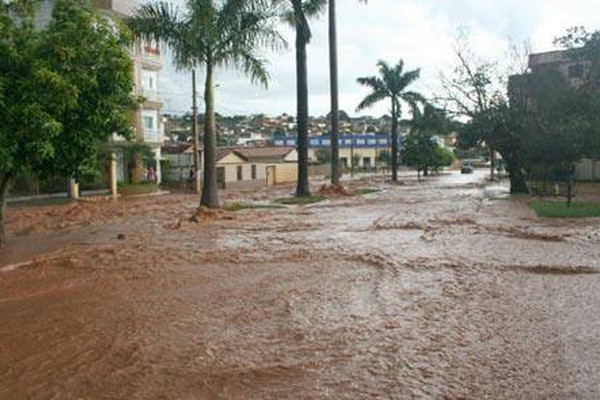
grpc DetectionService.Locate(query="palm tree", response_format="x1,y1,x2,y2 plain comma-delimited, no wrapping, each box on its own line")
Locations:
128,0,283,208
356,60,425,181
328,0,366,186
283,0,326,197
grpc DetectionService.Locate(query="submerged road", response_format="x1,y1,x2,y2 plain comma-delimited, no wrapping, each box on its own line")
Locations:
1,171,600,399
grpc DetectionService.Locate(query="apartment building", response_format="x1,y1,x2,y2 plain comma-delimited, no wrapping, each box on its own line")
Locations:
510,49,599,180
36,0,166,184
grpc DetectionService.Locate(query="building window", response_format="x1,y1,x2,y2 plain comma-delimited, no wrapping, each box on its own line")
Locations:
356,139,366,145
340,157,348,167
378,139,388,145
568,64,584,78
142,115,154,129
363,157,372,168
237,165,243,181
251,164,257,180
367,139,377,145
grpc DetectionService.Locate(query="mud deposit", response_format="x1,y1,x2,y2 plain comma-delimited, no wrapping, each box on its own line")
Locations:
1,171,600,399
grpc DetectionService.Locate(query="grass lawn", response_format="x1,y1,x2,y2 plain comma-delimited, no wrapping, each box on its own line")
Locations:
529,200,600,218
357,188,381,195
273,195,326,205
223,203,286,212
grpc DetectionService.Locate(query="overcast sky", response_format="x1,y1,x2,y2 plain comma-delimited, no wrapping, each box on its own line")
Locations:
157,0,599,118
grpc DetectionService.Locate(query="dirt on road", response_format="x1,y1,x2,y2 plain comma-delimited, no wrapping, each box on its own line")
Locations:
1,171,600,399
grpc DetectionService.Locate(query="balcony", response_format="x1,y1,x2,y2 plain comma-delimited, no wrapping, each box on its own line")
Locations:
91,0,135,17
140,46,163,70
139,88,163,109
143,128,164,144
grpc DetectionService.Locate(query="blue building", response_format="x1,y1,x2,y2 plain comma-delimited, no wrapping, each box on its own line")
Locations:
273,133,401,149
273,133,403,169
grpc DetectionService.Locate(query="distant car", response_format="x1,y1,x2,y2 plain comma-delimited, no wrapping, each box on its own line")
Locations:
461,165,474,174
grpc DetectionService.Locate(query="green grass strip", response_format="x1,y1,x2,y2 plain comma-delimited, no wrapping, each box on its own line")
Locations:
224,203,286,212
273,195,327,205
357,188,380,195
529,200,600,218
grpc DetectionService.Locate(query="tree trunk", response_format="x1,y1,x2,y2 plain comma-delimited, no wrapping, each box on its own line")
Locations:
503,154,528,194
489,146,496,180
200,60,220,208
567,163,574,207
0,173,12,248
294,10,311,197
390,101,399,181
192,69,201,195
328,0,340,186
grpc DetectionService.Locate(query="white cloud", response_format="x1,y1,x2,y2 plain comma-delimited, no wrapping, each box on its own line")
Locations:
157,0,599,118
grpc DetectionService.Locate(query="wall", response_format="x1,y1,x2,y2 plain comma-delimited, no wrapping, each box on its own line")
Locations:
220,162,267,190
576,158,600,181
273,163,298,184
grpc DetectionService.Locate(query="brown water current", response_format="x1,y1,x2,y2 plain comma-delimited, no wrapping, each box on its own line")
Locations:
1,171,600,399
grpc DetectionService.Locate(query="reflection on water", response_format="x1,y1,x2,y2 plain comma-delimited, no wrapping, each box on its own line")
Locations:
1,171,599,399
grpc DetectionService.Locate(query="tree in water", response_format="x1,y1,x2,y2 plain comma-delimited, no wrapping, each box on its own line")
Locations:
327,0,367,185
129,0,284,208
0,0,136,247
356,59,425,181
281,0,325,197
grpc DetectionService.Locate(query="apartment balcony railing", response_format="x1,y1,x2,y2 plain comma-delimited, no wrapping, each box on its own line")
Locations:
141,46,163,69
143,128,163,143
140,89,162,104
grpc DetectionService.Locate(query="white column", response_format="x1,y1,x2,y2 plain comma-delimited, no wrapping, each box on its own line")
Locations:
69,179,80,200
109,152,118,199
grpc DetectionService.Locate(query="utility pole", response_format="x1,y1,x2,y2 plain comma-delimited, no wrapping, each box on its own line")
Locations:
192,69,201,194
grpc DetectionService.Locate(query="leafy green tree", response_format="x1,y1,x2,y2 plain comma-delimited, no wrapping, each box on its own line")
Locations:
129,0,283,208
281,0,325,196
376,149,391,167
442,37,529,193
405,103,455,176
433,146,455,171
315,148,332,164
0,0,136,247
40,0,137,182
402,132,436,178
0,3,68,246
356,59,425,181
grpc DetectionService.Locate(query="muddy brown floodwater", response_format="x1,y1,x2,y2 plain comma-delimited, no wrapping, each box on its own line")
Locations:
1,171,600,399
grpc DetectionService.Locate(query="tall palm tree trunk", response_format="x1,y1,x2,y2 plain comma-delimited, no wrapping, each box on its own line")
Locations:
201,60,220,208
328,0,340,185
295,18,311,197
192,69,201,194
390,102,399,181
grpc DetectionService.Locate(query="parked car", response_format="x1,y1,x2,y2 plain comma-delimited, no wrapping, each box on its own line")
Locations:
461,165,474,174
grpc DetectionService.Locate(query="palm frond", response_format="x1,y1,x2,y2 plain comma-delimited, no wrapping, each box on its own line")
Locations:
127,2,181,43
397,68,421,91
356,90,388,112
303,0,327,17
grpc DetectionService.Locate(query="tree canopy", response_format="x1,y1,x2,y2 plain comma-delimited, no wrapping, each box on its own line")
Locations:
129,0,284,207
357,59,425,181
0,0,137,246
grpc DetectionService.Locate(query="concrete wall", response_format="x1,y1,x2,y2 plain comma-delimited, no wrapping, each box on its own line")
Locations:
309,148,382,168
273,163,298,184
576,158,600,181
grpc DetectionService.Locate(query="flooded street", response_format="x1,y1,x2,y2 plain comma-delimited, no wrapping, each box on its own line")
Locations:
1,171,600,399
